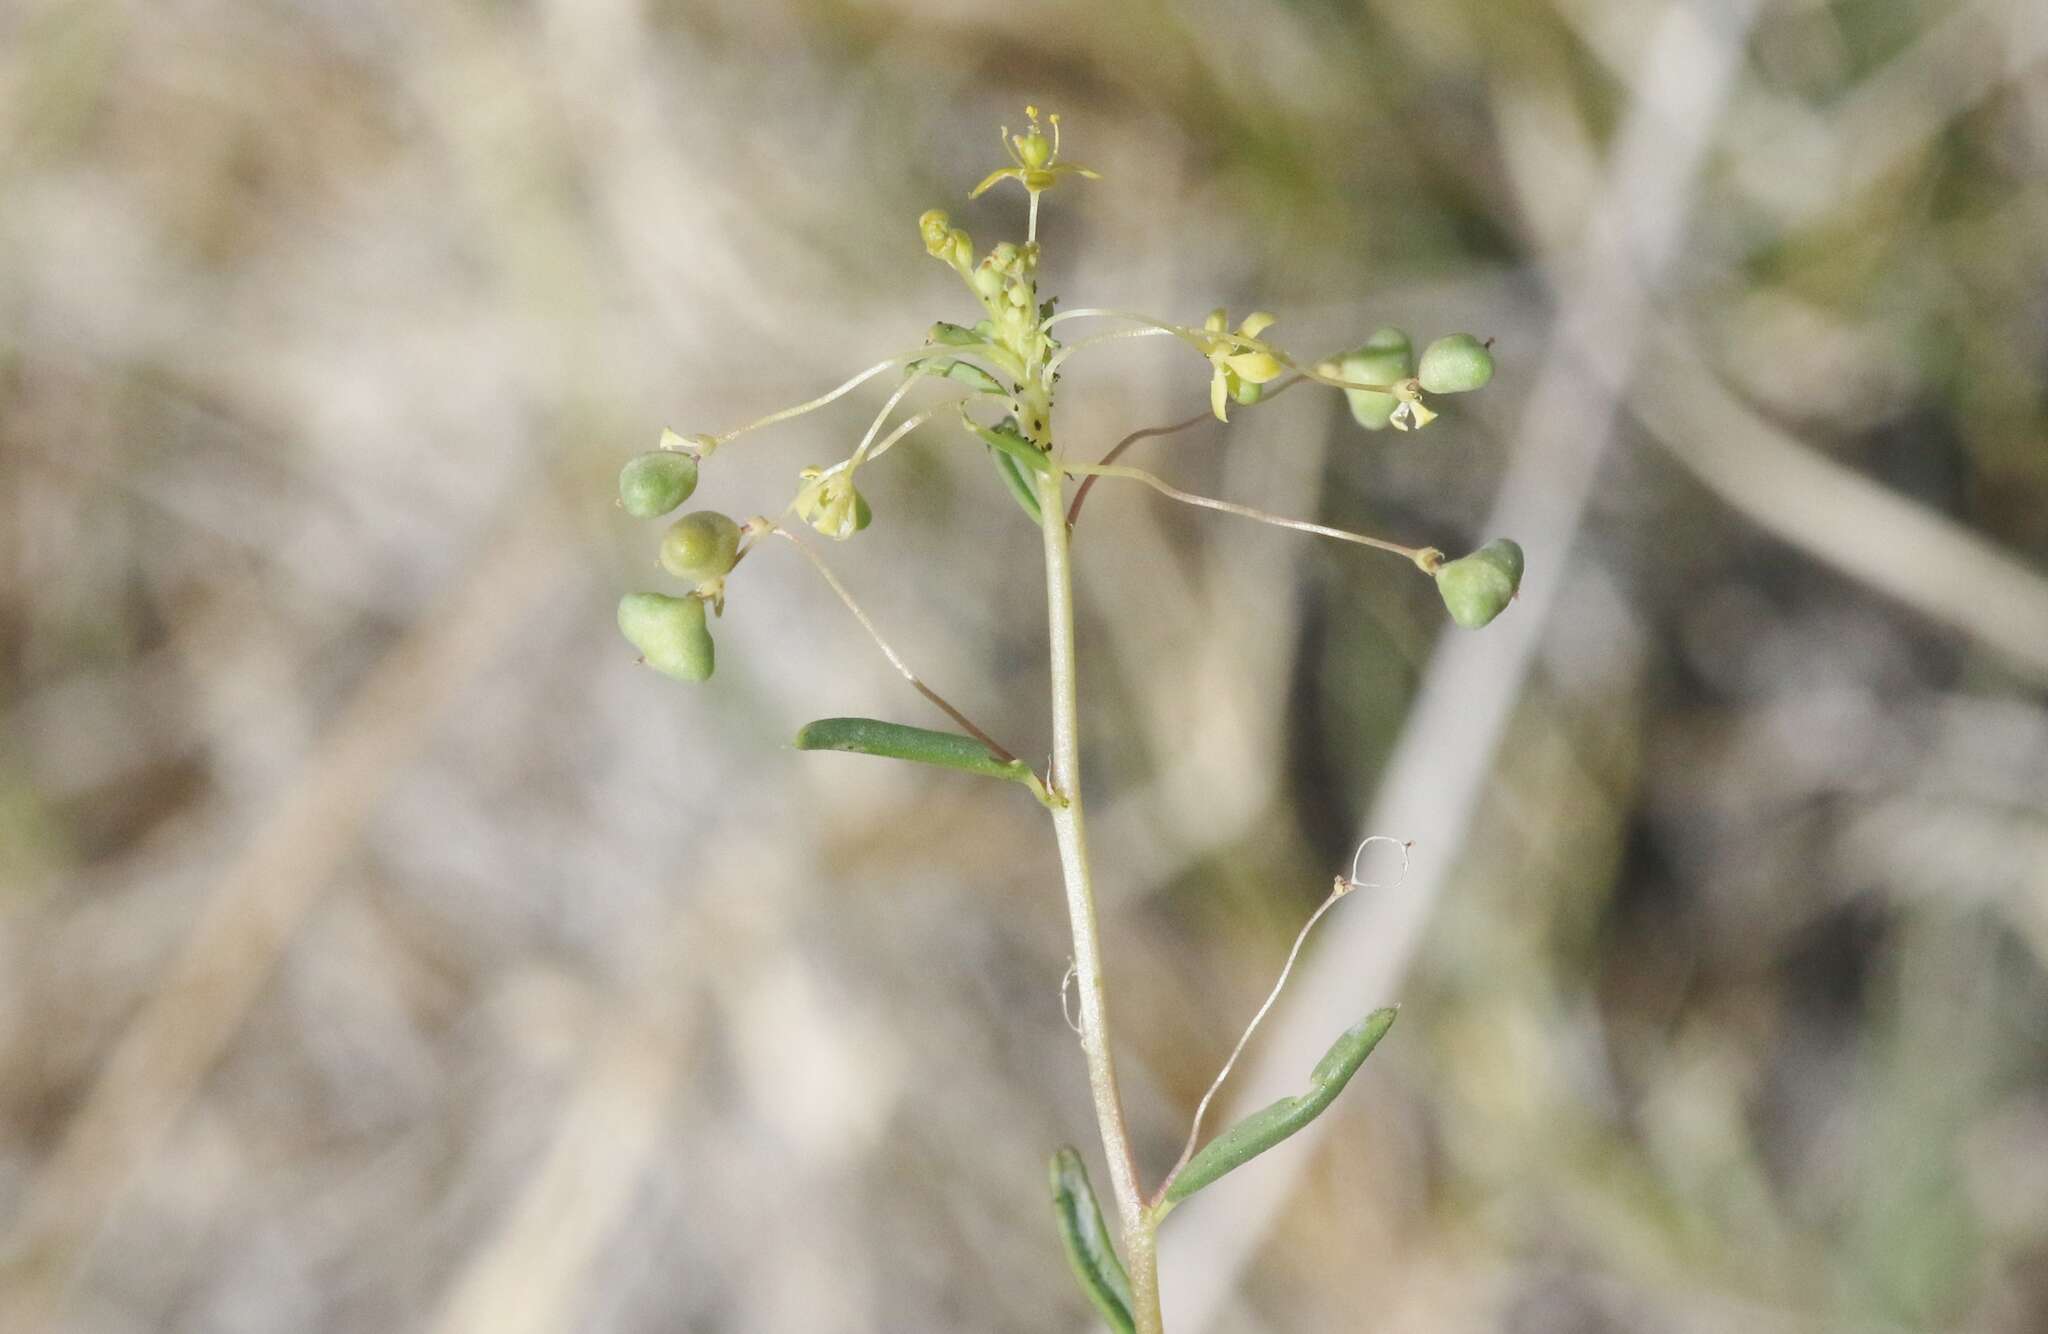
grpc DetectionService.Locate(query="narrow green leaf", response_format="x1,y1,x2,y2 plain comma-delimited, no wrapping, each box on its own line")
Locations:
794,717,1033,785
960,410,1054,476
1050,1148,1135,1334
927,320,984,348
1164,1007,1398,1205
908,356,1006,394
986,444,1045,523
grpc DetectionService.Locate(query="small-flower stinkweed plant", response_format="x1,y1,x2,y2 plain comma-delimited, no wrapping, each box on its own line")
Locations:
614,108,1520,1332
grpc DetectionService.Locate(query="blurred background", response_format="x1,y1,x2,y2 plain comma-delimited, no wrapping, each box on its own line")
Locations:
4,0,2047,1330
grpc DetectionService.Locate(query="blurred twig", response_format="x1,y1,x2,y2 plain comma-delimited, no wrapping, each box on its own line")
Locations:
1161,1,1762,1324
0,495,572,1329
428,994,692,1334
1631,324,2048,682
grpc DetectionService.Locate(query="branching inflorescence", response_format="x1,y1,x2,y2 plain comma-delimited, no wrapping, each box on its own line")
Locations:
613,108,1523,1332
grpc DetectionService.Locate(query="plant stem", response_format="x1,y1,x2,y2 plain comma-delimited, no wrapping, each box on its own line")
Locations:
1065,376,1308,532
1035,466,1165,1334
1060,461,1442,569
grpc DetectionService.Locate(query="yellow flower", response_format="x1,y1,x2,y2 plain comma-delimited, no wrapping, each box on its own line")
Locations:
970,106,1101,201
791,463,873,540
1198,309,1285,421
1388,378,1438,432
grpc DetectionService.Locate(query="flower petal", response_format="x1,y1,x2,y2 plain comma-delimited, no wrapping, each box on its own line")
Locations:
970,167,1022,199
1224,350,1284,383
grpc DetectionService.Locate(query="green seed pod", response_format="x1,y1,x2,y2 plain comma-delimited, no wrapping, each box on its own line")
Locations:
617,592,715,682
1232,377,1264,407
617,451,699,518
659,511,742,583
852,491,873,532
1434,538,1524,629
1417,334,1494,394
1340,326,1414,431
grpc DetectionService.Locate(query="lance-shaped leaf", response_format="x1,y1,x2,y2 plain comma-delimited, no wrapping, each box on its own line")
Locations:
926,320,985,348
986,443,1044,524
960,409,1054,476
794,717,1035,786
1164,1007,1398,1205
1050,1148,1134,1334
908,356,1006,395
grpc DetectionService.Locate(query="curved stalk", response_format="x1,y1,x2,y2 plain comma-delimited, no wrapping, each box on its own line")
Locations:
1059,460,1441,569
765,527,1028,768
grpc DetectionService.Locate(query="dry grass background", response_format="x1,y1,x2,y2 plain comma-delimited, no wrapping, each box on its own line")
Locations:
3,1,2047,1331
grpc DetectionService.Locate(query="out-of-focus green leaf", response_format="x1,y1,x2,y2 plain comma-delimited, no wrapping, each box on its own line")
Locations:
1050,1148,1134,1334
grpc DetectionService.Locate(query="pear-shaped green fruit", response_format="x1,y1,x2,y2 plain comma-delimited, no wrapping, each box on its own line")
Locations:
659,511,742,582
1341,326,1414,431
1417,334,1494,394
1435,539,1523,629
618,451,699,518
617,592,715,681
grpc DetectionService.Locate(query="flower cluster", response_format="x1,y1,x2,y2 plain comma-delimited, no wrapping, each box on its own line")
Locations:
612,108,1521,688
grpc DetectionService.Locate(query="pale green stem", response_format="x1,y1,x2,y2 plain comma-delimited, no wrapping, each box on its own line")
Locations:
856,399,966,467
849,376,921,467
1043,307,1192,335
764,526,1030,773
1035,466,1164,1334
1155,879,1350,1206
1059,460,1442,570
1040,308,1403,393
1125,1225,1164,1334
1042,325,1177,380
710,349,932,446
